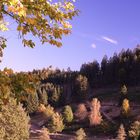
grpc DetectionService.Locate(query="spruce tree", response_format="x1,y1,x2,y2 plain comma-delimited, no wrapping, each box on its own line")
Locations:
62,105,73,123
74,75,88,101
26,92,39,114
129,121,140,140
47,112,64,133
0,98,30,140
116,124,126,140
76,128,86,140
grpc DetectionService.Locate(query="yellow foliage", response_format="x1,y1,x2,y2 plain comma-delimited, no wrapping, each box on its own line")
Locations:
121,98,130,117
38,104,47,113
0,20,9,31
0,0,78,47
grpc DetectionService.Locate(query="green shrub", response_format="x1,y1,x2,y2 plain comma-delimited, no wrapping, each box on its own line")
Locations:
0,98,30,140
62,105,73,123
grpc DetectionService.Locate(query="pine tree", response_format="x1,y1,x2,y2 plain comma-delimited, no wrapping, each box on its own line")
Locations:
119,85,128,106
0,98,30,140
39,104,55,120
62,105,73,123
76,128,86,140
75,103,88,121
74,75,88,101
39,128,50,140
121,98,130,117
121,85,127,95
26,92,39,114
116,124,126,140
47,112,64,133
37,86,48,106
129,121,140,140
49,86,61,107
89,98,102,126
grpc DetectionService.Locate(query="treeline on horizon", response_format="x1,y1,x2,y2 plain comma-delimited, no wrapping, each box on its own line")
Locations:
44,44,140,87
0,45,140,112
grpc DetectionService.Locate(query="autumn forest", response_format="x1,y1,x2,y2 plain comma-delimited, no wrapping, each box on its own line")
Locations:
1,0,140,140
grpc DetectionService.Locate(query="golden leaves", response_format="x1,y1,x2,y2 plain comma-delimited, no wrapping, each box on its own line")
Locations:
8,0,27,17
25,18,36,25
0,20,9,31
0,0,78,47
22,39,35,48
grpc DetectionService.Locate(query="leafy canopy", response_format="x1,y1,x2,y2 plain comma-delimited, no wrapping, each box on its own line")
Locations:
0,0,78,48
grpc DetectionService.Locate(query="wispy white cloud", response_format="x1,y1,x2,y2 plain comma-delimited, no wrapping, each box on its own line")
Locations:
102,36,118,45
91,43,96,49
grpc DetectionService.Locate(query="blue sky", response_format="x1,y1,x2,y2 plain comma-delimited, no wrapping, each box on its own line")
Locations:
1,0,140,72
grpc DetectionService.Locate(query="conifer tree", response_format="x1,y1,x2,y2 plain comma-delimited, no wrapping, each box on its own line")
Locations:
26,92,39,114
89,98,102,126
37,86,48,106
62,105,73,123
49,87,61,107
0,98,30,140
119,85,128,106
47,112,64,133
121,98,130,117
121,85,127,95
76,128,86,140
116,124,126,140
75,103,88,121
74,75,88,101
129,121,140,140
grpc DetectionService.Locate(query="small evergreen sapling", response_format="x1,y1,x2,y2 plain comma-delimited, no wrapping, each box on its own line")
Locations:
76,128,86,140
75,103,88,121
116,124,126,140
129,121,140,140
121,85,127,95
40,128,51,140
119,85,128,106
121,98,130,117
47,112,64,133
62,105,73,123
